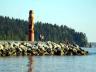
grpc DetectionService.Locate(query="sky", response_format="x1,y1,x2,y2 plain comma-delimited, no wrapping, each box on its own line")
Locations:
0,0,96,42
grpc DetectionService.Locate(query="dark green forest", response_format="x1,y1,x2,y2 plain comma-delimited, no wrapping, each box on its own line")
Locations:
0,16,88,47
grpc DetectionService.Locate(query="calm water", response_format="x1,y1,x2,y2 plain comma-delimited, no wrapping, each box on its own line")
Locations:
0,48,96,72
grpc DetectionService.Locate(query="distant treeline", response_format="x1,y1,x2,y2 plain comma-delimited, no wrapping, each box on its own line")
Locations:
0,16,88,47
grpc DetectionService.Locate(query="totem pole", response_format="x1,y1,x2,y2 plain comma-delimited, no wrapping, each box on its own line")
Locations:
28,10,34,42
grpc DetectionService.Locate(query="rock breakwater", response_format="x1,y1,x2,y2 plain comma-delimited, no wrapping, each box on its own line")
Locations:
0,41,88,56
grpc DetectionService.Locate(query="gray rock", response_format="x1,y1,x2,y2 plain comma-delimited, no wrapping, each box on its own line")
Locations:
0,44,4,50
54,47,61,55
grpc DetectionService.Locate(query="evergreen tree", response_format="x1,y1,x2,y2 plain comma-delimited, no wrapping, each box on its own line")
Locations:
0,16,88,47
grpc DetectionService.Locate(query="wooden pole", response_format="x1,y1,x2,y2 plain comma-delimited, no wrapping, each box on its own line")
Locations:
28,10,34,42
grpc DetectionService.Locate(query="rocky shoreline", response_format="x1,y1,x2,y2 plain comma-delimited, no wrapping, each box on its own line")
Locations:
0,41,88,56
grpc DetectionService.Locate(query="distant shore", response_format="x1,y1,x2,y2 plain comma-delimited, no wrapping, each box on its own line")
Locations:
0,41,88,56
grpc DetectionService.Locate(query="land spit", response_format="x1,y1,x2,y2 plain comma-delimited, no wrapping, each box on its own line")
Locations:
0,41,88,56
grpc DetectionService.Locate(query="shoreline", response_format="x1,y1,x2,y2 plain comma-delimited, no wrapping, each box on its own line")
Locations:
0,41,88,56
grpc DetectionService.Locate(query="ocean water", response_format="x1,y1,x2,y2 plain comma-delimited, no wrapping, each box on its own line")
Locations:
0,48,96,72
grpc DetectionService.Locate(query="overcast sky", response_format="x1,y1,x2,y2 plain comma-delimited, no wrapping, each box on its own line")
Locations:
0,0,96,42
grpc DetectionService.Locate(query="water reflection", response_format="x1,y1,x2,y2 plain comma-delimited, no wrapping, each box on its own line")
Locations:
28,56,33,72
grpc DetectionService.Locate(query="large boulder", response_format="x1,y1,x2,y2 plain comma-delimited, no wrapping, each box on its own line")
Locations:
0,44,4,50
54,47,61,55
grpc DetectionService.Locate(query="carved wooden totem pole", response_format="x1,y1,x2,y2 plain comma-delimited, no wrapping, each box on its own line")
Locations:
28,10,34,42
